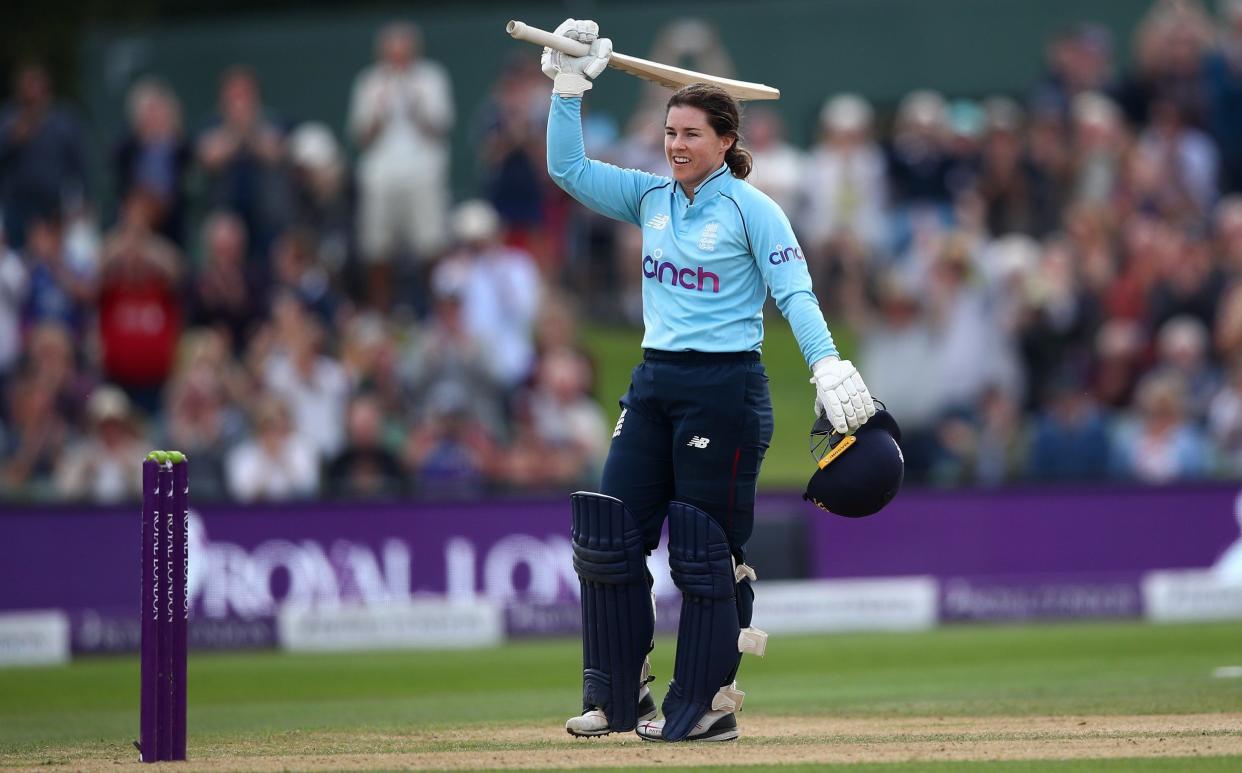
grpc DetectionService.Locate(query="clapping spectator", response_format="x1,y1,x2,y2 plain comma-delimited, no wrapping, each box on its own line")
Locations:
188,211,262,353
197,66,290,263
20,211,96,339
1205,0,1242,193
1111,371,1210,482
225,396,319,502
1027,371,1113,481
96,189,184,414
0,64,88,249
257,293,350,460
54,385,148,503
162,329,248,500
115,77,191,246
349,21,454,309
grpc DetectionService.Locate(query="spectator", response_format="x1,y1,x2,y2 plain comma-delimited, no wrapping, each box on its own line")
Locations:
502,347,607,488
798,94,888,260
1028,23,1117,121
886,90,955,225
1117,0,1213,127
288,122,354,285
1135,98,1219,221
257,293,350,460
0,226,27,399
2,367,69,498
1069,91,1128,209
1208,354,1242,474
197,65,290,263
1028,372,1113,481
162,328,247,501
1150,314,1220,420
432,199,542,389
475,52,550,258
339,311,405,423
0,64,88,249
324,392,405,498
224,396,319,502
402,381,498,497
115,77,191,247
744,106,804,215
1111,371,1210,482
402,269,505,434
853,272,942,481
96,189,184,414
270,226,340,325
54,385,148,503
1205,0,1242,193
20,211,96,340
349,21,454,310
188,211,262,353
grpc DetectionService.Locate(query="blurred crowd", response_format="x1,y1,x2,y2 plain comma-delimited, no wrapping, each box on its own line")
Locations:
3,0,1242,502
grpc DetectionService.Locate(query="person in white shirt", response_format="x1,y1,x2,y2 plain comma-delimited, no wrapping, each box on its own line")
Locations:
431,200,542,388
348,21,454,310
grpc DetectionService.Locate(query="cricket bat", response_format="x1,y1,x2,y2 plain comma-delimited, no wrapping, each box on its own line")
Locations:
506,20,780,101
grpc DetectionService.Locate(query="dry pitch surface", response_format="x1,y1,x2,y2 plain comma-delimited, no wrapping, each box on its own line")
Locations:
10,714,1242,771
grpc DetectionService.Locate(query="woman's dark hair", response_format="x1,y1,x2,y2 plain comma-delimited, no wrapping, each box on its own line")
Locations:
666,83,752,180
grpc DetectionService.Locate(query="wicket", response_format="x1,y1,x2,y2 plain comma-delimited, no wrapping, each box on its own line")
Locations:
138,451,188,762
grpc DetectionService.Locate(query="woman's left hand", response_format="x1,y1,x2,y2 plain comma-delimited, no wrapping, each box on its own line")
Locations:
810,357,877,435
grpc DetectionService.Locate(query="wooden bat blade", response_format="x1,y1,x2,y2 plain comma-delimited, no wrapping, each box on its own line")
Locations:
506,20,780,101
609,52,779,101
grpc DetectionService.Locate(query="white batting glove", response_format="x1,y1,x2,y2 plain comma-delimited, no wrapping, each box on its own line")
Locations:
539,18,613,97
811,357,877,435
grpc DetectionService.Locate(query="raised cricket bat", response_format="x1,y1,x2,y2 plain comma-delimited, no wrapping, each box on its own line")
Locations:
506,20,780,101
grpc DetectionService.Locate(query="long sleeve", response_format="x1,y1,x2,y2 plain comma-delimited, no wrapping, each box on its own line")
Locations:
546,96,667,227
745,190,839,366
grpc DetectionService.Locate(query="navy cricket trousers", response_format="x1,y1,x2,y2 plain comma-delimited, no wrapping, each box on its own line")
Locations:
600,349,775,560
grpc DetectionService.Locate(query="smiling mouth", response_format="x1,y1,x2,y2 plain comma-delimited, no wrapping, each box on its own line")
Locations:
672,156,691,166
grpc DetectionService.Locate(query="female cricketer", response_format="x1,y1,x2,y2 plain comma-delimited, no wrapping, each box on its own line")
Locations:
542,19,877,742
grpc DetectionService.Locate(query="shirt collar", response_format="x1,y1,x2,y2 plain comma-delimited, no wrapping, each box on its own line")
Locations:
677,163,731,202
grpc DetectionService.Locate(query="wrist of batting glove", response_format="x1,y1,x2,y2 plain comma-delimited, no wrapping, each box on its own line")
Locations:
810,356,877,435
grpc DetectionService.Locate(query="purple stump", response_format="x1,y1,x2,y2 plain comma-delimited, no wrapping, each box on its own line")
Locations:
171,459,189,760
158,462,175,760
139,460,159,762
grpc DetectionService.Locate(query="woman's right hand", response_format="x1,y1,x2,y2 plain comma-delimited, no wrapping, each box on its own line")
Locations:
539,18,612,97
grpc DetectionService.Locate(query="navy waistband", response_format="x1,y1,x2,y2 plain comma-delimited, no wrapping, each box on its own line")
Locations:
642,349,761,363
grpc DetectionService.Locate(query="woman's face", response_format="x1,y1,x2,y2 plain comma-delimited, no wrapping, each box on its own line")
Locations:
665,105,732,190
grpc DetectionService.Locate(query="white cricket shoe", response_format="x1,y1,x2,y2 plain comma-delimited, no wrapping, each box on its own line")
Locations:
565,684,658,737
635,709,739,742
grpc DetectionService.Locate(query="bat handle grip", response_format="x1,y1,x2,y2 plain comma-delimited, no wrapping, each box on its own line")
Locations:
506,20,592,58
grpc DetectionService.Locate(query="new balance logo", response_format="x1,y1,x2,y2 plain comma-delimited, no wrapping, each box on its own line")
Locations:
646,214,670,230
612,408,627,439
687,436,711,449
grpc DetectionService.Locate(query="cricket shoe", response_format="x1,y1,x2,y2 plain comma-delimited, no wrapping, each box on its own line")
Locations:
635,710,739,742
635,681,746,742
565,684,658,737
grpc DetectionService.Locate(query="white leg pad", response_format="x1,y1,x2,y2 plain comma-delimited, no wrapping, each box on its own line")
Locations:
710,681,745,712
738,626,768,657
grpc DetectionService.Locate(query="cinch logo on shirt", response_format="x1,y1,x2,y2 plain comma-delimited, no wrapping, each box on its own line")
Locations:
768,244,805,265
643,252,721,293
646,214,670,230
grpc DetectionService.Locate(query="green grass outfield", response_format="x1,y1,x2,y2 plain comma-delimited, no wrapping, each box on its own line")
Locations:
1,621,1241,770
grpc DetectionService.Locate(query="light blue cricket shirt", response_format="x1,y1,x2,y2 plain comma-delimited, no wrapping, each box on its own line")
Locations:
547,95,837,367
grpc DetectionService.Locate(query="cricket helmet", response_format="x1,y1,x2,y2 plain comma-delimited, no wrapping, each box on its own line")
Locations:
804,405,904,518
